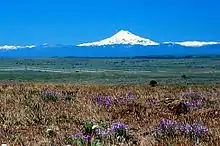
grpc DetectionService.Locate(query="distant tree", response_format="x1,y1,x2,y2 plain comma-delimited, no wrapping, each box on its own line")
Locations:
150,80,157,87
181,74,187,79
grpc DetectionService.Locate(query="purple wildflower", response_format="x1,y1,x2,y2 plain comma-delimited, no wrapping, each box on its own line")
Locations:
181,92,203,99
178,125,184,132
95,128,109,137
110,122,127,132
83,135,91,142
155,119,209,140
183,98,205,108
182,123,209,139
127,92,138,100
192,124,208,137
185,124,192,134
110,121,128,141
159,119,177,131
152,99,157,105
105,96,113,109
181,92,205,109
96,96,114,109
97,96,104,105
74,131,83,139
157,119,178,136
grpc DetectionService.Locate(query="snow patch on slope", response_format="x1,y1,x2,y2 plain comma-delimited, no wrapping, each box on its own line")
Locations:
0,45,36,50
77,30,159,46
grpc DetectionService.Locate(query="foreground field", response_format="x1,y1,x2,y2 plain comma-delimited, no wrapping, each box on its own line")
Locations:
0,82,219,145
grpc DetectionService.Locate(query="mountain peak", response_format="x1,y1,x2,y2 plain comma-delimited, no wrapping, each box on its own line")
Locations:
77,30,159,46
111,30,142,40
114,30,133,36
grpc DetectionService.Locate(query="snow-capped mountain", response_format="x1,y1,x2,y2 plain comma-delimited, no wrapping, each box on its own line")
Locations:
0,45,36,50
1,30,220,57
164,41,220,47
77,30,159,46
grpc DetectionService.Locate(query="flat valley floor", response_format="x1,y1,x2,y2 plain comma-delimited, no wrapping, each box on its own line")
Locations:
0,57,220,85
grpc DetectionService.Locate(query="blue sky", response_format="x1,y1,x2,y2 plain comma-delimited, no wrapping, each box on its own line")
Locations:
0,0,219,45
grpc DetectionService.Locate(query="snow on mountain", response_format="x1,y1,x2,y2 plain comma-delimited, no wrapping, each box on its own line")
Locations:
0,45,36,50
164,41,220,47
77,30,159,46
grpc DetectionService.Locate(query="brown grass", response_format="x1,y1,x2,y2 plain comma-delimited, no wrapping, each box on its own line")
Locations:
0,82,220,146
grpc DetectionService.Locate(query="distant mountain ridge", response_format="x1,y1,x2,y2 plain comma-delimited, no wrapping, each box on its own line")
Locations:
0,30,220,57
1,30,220,50
77,30,220,47
1,44,220,57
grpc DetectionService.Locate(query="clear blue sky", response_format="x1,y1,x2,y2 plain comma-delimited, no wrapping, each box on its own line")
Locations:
0,0,219,45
